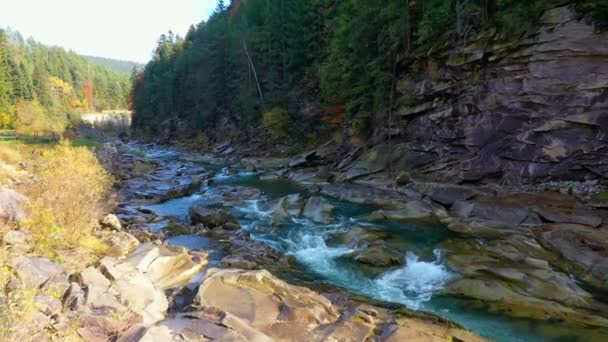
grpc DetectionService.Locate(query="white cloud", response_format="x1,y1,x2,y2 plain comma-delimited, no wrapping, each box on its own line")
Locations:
0,0,219,62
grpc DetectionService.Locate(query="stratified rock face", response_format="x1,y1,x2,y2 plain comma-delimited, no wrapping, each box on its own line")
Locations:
396,5,608,184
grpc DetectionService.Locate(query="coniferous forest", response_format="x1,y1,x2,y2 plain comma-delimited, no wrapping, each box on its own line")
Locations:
0,28,130,133
131,0,607,144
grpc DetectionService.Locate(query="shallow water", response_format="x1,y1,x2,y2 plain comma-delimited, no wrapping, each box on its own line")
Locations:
133,146,608,342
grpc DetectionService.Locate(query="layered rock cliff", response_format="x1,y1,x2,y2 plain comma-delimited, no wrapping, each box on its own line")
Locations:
395,5,608,185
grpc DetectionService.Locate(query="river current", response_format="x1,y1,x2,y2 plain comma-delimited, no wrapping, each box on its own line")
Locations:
131,145,606,342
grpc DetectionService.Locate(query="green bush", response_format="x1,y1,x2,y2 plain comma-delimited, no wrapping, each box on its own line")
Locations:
263,107,289,141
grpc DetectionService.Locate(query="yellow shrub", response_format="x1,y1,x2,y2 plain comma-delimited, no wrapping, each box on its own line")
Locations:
263,107,289,141
20,141,114,258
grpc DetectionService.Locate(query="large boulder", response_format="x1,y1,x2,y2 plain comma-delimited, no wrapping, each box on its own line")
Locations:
123,243,208,289
98,256,168,325
0,189,28,222
196,268,340,340
189,206,238,228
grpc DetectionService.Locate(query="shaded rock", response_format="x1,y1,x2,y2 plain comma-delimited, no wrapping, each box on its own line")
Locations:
189,206,237,228
101,213,122,230
286,167,331,185
409,183,495,207
0,189,27,222
64,282,86,311
77,309,143,342
124,243,208,289
366,200,439,226
395,171,411,186
302,196,336,223
2,229,34,253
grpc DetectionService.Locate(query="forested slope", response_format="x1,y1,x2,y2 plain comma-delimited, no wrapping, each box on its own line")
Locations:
131,0,606,146
82,55,144,74
0,28,130,133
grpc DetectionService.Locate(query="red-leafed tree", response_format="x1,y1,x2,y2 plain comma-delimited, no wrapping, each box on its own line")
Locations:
83,81,94,109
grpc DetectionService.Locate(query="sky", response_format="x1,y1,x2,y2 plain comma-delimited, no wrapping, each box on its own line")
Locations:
0,0,220,63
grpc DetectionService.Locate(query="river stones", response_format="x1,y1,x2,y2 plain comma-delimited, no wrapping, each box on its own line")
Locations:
189,206,238,228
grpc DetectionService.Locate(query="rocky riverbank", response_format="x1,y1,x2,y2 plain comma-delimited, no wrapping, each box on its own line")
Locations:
0,141,492,341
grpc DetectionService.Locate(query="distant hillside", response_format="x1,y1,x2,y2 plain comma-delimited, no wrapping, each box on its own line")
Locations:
82,55,145,74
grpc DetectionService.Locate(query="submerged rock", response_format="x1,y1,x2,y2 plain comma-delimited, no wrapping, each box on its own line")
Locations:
302,196,336,223
348,244,404,268
269,194,304,219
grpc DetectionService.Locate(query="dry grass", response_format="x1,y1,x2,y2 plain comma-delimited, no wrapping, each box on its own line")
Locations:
19,141,114,259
